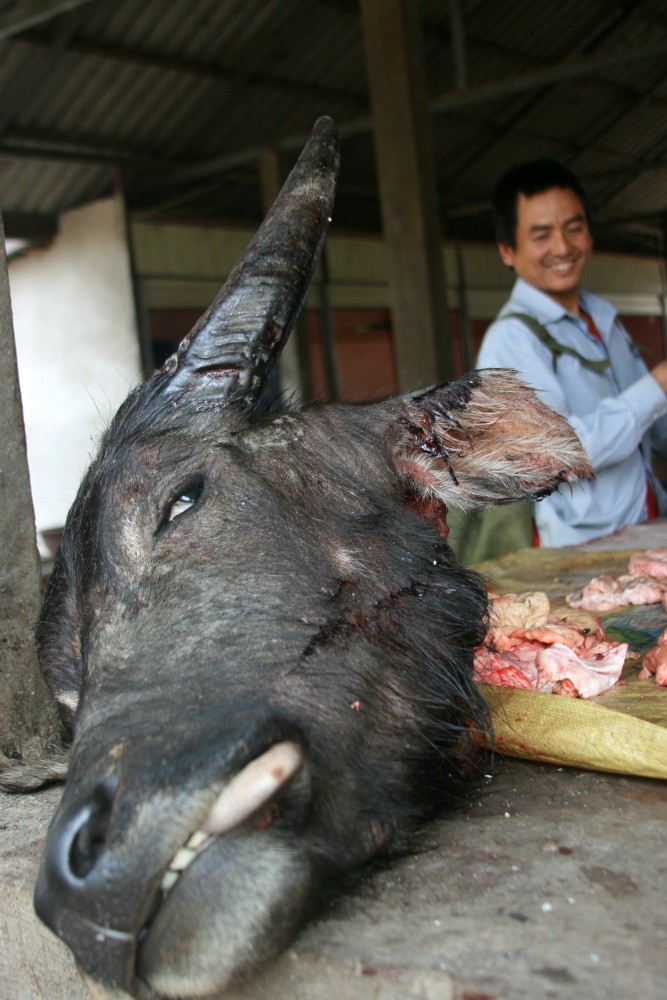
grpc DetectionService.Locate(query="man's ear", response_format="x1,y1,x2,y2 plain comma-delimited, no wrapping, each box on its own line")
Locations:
498,243,515,267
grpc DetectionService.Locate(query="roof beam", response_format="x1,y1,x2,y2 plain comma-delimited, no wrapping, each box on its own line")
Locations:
0,0,93,41
1,211,57,241
2,37,667,213
157,40,667,185
0,128,159,167
15,29,366,110
447,0,468,92
429,41,667,114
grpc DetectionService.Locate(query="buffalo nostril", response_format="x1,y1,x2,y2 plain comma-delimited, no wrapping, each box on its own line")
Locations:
69,780,115,880
35,773,141,997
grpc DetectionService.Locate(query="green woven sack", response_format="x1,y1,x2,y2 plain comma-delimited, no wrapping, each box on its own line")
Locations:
447,502,534,568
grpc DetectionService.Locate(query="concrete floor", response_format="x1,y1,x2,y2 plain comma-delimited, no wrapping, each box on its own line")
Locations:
2,755,665,1000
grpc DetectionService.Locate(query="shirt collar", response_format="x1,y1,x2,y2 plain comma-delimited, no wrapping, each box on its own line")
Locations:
504,278,618,336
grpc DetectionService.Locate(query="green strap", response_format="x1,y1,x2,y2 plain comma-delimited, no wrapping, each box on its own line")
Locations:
630,339,657,365
504,312,610,374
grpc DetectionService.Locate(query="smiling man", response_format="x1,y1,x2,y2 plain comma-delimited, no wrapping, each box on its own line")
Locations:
476,159,667,547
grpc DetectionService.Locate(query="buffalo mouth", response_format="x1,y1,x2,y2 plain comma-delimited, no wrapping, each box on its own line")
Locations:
37,741,308,1000
152,740,303,899
136,740,306,999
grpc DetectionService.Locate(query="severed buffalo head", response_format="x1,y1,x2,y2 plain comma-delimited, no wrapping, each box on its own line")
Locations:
33,117,592,999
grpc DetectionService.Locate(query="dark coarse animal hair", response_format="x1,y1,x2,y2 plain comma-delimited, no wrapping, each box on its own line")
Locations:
492,158,593,247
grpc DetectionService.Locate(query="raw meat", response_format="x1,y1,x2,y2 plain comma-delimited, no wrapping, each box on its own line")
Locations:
566,548,667,613
474,590,627,698
536,641,628,697
567,573,667,613
489,589,550,632
628,548,667,578
566,575,624,613
563,546,667,688
639,626,667,686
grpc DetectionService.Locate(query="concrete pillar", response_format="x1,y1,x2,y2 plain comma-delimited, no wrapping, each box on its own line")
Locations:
360,0,454,390
0,207,61,764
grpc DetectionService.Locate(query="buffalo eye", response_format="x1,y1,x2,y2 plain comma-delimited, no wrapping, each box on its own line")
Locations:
163,478,205,525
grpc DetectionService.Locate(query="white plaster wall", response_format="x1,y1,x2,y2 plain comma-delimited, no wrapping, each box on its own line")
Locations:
9,195,142,543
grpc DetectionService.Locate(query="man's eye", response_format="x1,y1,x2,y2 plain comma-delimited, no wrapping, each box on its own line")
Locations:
167,481,204,522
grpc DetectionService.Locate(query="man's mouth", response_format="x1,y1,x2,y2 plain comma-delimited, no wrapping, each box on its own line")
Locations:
547,260,578,274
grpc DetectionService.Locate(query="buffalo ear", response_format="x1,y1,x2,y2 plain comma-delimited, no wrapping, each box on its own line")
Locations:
392,369,593,510
161,117,340,409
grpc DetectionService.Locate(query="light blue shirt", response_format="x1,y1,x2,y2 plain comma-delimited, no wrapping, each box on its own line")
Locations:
476,278,667,546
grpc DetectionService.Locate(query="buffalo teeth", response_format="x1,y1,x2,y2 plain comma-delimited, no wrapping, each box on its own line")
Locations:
169,846,198,871
158,742,303,895
160,830,213,892
186,829,209,850
160,870,179,892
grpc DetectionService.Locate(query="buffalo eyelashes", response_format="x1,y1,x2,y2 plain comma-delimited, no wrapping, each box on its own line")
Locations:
162,478,205,527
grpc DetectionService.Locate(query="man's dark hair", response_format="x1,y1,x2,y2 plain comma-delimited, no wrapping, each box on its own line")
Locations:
493,159,592,248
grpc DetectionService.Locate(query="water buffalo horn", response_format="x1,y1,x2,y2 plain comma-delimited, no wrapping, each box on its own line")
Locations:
162,116,340,405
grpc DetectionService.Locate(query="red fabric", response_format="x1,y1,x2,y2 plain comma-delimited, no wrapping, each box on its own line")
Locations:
647,481,659,520
581,310,603,343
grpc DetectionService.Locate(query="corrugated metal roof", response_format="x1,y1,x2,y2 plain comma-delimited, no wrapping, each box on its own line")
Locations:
1,0,666,254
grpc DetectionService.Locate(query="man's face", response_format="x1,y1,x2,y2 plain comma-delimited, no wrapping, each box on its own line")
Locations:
498,187,593,310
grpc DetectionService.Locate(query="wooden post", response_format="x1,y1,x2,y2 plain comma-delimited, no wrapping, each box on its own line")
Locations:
360,0,455,390
0,207,61,765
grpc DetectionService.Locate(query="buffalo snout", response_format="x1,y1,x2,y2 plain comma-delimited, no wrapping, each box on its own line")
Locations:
35,716,314,999
35,775,140,996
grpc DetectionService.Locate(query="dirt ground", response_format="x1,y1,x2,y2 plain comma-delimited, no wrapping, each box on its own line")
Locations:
2,754,665,1000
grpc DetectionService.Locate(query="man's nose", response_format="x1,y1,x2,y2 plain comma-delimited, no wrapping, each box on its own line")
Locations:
551,228,572,255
